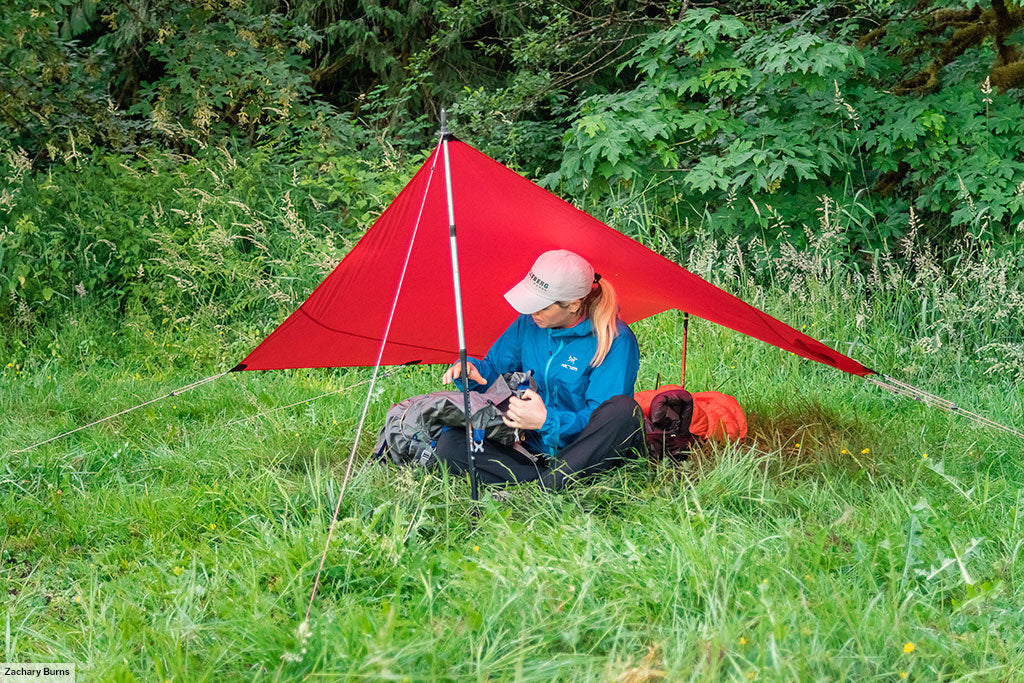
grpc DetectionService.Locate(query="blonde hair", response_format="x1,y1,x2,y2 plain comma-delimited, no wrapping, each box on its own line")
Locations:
560,278,620,367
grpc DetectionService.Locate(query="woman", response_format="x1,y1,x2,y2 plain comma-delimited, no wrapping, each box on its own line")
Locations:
436,249,645,490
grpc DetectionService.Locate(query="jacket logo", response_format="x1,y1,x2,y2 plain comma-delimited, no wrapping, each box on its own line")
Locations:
561,355,579,372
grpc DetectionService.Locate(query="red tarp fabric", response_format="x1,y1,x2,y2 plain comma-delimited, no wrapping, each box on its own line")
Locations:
238,140,873,376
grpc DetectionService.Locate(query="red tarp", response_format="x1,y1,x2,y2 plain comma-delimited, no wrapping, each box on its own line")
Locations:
238,139,873,377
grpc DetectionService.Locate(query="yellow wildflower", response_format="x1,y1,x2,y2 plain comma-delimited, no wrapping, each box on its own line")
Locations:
904,642,914,653
861,448,870,454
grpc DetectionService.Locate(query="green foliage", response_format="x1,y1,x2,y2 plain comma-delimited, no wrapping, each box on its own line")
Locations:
129,6,316,145
0,0,139,156
7,0,1020,257
3,0,1024,335
0,130,414,329
552,6,1024,250
1,0,667,160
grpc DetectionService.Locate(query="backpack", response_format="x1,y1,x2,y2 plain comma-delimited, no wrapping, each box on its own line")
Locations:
375,371,537,467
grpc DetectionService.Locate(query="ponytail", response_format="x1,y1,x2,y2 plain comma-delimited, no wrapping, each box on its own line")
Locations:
582,279,619,367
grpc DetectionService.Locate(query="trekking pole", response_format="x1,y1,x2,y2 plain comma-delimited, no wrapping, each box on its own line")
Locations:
440,108,481,502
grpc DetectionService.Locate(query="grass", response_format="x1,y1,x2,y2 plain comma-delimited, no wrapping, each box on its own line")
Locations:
3,263,1022,681
2,164,1023,679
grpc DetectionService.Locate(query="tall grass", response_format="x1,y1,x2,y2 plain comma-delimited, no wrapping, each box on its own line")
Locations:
2,151,1023,680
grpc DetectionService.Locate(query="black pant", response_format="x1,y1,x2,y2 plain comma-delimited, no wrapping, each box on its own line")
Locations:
433,395,646,490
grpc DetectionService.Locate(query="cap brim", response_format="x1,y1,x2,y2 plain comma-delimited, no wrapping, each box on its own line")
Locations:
504,279,555,314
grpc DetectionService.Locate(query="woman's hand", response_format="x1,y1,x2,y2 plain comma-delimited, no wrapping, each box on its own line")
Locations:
503,389,547,431
441,361,486,385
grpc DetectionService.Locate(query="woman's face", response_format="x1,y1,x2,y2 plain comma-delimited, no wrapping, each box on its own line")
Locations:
531,300,583,329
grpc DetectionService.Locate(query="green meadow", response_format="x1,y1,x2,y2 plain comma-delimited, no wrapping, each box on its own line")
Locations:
3,198,1022,680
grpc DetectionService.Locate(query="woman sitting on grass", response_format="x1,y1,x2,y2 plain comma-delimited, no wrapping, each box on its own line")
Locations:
437,249,645,489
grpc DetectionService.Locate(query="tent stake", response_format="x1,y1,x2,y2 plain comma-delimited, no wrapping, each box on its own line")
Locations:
440,109,481,502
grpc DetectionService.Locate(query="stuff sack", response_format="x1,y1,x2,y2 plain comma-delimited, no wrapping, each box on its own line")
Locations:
635,384,747,457
375,371,537,467
689,390,747,442
637,386,697,457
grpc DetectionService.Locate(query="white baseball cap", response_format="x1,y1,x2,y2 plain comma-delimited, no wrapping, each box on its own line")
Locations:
504,250,595,314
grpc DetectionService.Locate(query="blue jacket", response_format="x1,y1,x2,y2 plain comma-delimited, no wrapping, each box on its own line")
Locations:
459,315,639,454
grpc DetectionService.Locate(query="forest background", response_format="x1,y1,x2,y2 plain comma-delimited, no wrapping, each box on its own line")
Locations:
4,0,1024,332
2,0,1024,680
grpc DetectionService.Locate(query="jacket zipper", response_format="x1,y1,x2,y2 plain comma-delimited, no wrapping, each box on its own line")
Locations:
542,330,565,452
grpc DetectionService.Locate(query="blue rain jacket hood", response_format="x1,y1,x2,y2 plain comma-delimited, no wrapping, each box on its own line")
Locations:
458,314,639,453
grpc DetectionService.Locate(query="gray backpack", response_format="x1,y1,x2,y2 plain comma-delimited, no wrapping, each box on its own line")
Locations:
375,371,537,467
